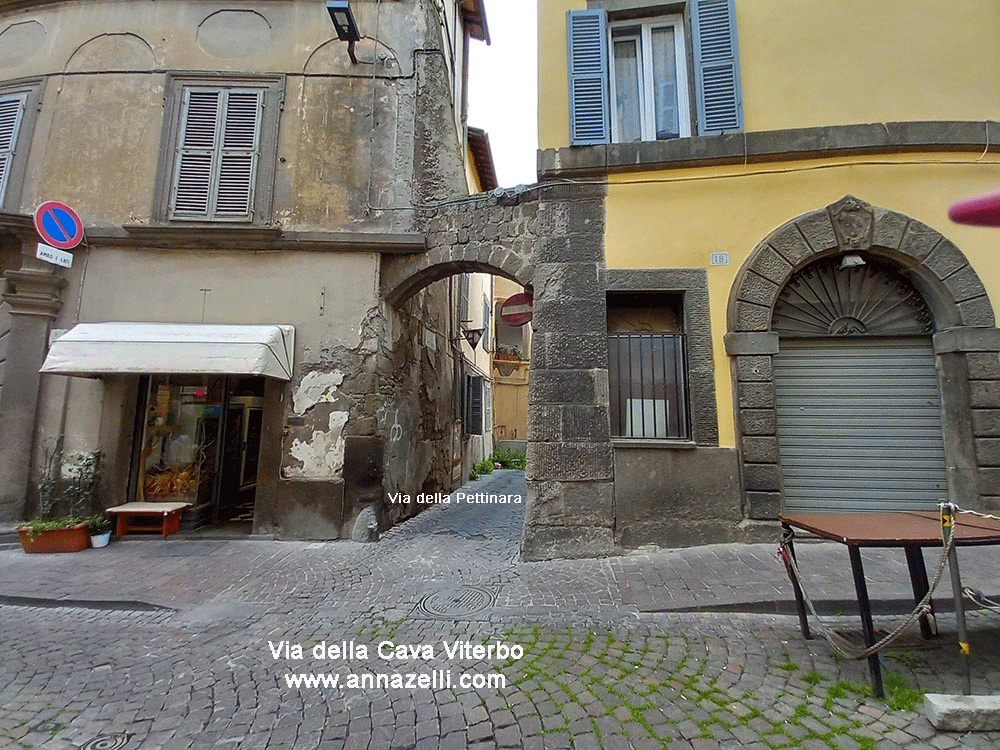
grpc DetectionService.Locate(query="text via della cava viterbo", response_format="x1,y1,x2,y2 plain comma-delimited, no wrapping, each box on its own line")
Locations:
268,640,524,661
388,491,522,504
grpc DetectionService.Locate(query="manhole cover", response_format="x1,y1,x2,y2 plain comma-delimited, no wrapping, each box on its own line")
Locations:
80,734,131,750
414,586,497,619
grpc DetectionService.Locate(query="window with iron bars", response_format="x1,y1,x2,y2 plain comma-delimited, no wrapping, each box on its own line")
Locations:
606,291,689,440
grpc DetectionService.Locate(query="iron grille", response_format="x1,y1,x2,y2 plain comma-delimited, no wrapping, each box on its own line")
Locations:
608,333,689,439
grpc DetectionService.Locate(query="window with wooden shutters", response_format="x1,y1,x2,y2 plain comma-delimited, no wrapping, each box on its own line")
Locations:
0,81,41,211
0,93,26,206
157,75,282,224
566,2,742,145
464,374,484,435
171,88,262,220
691,0,743,134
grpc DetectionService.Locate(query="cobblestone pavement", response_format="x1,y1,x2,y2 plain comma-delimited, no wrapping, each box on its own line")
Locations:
2,470,999,750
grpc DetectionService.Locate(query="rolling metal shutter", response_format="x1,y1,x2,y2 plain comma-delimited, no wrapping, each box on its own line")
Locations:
774,337,948,513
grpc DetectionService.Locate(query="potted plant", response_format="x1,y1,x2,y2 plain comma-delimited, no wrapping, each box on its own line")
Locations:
85,514,112,548
17,444,101,554
494,345,526,362
17,518,90,553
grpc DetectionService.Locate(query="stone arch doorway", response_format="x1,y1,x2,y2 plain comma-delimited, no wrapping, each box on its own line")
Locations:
380,184,617,560
726,196,1000,533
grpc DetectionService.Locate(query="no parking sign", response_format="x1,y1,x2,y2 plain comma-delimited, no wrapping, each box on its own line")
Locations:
34,201,84,250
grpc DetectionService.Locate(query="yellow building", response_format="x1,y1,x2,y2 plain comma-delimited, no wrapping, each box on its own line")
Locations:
536,0,1000,545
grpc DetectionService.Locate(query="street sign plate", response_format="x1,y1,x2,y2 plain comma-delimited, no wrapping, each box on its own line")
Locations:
36,242,73,268
34,201,84,250
500,292,533,326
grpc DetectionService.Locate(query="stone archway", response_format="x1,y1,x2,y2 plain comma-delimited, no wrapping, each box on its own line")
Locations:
726,196,1000,533
381,184,617,560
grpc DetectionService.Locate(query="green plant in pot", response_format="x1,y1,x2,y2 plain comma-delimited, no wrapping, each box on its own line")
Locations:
84,514,112,548
17,444,101,553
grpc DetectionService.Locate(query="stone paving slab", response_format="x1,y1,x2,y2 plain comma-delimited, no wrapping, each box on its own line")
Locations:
2,470,999,750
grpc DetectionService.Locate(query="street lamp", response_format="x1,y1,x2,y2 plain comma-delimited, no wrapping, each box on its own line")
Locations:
327,1,361,63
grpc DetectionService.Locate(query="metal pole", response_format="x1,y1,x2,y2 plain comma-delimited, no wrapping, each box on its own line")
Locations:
942,502,972,695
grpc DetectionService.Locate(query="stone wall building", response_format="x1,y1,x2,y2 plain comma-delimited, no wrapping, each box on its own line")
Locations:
0,0,496,539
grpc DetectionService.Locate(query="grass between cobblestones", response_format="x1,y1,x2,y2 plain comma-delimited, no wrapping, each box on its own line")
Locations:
351,618,928,750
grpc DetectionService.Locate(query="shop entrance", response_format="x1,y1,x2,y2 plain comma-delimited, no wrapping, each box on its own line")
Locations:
135,374,265,530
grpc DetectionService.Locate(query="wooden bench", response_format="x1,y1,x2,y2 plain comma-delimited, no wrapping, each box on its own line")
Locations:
105,502,191,538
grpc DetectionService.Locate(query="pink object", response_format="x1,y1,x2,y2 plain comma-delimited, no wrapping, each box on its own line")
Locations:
949,190,1000,227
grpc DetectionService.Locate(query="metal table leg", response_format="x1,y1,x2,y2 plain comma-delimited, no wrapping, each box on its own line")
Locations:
903,544,937,639
781,522,812,640
848,545,884,698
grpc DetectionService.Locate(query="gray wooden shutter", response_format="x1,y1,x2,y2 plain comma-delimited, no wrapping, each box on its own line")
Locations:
173,89,222,217
216,90,262,217
467,375,484,435
567,9,610,146
172,88,262,220
691,0,743,135
0,93,27,205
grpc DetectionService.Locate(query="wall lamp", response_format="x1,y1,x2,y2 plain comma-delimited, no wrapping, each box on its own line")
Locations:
327,0,361,63
839,253,866,270
453,325,485,350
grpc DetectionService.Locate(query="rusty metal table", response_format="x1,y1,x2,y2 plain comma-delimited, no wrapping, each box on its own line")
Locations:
779,511,1000,697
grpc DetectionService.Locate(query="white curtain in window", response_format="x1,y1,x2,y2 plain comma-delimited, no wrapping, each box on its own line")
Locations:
612,37,642,143
650,27,679,140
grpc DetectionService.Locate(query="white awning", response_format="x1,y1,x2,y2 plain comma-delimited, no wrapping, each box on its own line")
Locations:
40,323,295,380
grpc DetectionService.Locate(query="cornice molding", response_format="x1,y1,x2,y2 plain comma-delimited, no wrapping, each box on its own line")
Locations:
0,215,427,254
538,121,1000,178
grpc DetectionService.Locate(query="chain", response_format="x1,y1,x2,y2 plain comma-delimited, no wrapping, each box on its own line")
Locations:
778,521,956,661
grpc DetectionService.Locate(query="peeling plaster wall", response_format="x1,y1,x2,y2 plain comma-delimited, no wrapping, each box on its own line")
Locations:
377,279,460,528
3,0,482,538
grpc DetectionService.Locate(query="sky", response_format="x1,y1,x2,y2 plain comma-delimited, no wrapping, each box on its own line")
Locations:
467,0,539,188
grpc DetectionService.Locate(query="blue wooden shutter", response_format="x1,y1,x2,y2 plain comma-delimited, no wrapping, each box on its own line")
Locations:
567,9,610,146
692,0,743,134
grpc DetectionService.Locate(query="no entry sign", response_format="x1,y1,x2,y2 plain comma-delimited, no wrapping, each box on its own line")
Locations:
34,201,84,250
500,292,533,326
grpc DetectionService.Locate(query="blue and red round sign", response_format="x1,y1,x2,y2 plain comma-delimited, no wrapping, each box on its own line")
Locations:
34,201,84,250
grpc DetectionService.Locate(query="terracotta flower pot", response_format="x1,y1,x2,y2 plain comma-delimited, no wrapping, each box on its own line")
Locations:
17,524,90,553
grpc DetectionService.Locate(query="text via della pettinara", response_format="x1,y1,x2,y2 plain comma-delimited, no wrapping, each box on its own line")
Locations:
268,639,524,691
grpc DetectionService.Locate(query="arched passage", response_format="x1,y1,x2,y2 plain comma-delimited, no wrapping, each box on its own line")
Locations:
379,185,616,560
727,195,1000,526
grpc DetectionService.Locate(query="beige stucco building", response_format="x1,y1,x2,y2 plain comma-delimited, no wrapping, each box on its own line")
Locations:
0,0,496,539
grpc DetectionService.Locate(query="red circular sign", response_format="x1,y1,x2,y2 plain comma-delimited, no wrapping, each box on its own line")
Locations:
500,292,533,326
949,190,1000,228
34,201,84,250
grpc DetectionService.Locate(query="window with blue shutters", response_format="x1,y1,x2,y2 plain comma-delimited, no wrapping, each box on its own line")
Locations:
691,0,743,134
567,1,742,145
567,9,610,146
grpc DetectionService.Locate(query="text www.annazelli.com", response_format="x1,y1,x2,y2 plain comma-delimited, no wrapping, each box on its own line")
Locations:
283,669,506,690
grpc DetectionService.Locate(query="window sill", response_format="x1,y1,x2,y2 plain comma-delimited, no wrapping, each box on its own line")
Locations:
612,439,696,450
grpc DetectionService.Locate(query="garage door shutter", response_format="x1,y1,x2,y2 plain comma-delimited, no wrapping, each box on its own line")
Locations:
773,337,948,513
